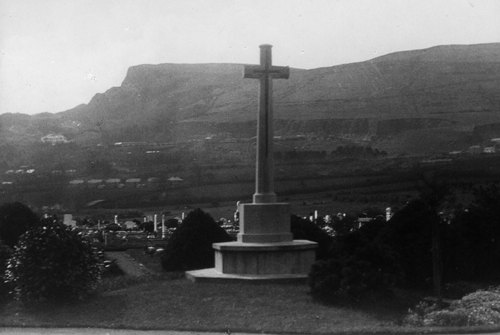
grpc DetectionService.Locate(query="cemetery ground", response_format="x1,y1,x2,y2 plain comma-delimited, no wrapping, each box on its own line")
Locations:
1,250,498,335
0,258,423,334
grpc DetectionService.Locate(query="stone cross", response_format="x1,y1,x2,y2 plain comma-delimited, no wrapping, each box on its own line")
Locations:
244,44,289,204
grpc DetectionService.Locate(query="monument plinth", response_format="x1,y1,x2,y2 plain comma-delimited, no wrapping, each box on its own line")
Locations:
186,45,317,283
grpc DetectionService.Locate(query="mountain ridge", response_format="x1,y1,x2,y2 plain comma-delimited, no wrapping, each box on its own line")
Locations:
2,43,500,154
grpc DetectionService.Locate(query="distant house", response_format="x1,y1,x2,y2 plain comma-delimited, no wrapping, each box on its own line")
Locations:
126,178,141,183
63,214,77,227
87,179,103,188
114,142,148,147
123,221,137,230
468,145,482,154
147,177,161,183
484,147,496,154
125,178,141,188
69,179,85,186
41,133,69,145
106,178,121,183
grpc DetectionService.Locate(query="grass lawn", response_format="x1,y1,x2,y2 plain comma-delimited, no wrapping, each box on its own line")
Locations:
126,248,164,274
0,277,417,334
0,250,461,334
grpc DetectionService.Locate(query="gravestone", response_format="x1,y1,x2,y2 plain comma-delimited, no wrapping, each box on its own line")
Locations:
186,45,317,282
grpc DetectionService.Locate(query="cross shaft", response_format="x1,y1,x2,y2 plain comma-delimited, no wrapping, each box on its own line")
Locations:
244,45,289,204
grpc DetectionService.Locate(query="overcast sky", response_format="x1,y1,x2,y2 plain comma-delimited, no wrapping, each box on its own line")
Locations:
0,0,499,116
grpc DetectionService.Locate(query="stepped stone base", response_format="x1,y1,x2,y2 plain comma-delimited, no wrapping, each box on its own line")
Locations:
215,240,317,275
186,201,317,283
186,240,317,283
185,268,308,283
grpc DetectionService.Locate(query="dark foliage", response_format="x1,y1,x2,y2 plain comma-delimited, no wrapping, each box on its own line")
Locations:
310,181,500,302
5,220,102,303
290,215,333,260
376,199,439,287
0,202,39,247
165,218,179,229
139,221,154,233
330,214,358,237
161,208,232,271
309,216,401,301
0,240,12,299
443,184,500,281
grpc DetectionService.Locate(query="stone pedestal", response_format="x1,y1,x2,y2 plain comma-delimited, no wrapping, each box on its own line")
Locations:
186,202,317,282
214,240,316,275
237,203,292,243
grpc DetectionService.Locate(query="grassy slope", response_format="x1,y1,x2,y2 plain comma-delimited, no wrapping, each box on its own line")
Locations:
3,251,500,333
0,278,408,333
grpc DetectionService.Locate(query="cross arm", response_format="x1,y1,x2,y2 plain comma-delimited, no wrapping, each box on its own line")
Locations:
243,65,290,79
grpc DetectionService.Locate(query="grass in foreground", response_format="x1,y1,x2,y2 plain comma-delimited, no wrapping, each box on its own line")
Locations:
2,251,484,334
0,273,423,334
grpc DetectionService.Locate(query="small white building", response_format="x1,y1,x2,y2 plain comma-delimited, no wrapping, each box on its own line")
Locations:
69,179,85,185
41,134,69,145
484,147,496,154
63,214,77,227
468,145,482,154
126,178,141,183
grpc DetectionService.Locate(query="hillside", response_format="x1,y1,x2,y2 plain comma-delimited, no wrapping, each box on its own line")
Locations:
2,43,500,153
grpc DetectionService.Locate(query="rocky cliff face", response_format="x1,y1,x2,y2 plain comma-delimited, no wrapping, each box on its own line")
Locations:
3,43,500,153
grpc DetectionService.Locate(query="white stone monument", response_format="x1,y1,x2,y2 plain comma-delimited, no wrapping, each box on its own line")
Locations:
186,45,317,282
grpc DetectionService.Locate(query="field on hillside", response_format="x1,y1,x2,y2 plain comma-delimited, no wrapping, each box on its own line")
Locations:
3,153,500,221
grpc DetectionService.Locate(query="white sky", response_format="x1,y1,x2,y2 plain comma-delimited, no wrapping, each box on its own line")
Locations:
0,0,499,115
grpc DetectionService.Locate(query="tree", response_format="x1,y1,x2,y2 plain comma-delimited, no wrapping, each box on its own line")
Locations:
161,208,232,271
309,217,400,301
290,215,333,260
418,172,449,303
378,199,437,288
5,219,102,303
0,202,39,247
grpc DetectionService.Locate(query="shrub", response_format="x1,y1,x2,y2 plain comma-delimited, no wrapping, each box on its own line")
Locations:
0,240,12,299
309,235,401,301
377,199,438,287
423,309,469,326
309,258,343,298
0,202,39,247
309,213,402,302
290,215,333,259
161,208,232,271
404,301,440,326
405,288,500,327
5,221,102,303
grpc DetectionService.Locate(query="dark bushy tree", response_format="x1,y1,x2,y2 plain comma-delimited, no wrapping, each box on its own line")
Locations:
309,216,401,301
5,220,102,303
377,199,439,287
290,215,333,260
444,184,500,281
310,244,399,301
161,208,232,271
0,202,39,247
